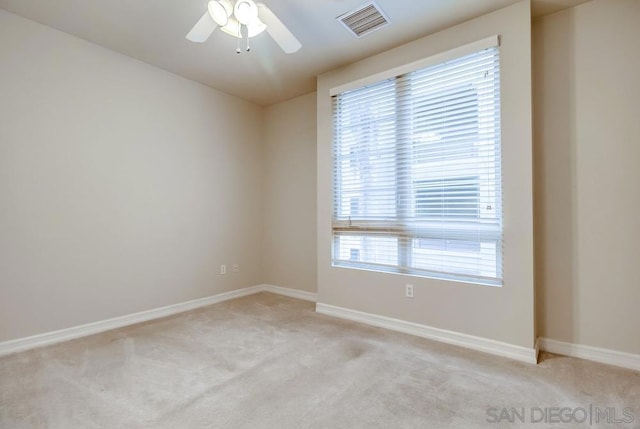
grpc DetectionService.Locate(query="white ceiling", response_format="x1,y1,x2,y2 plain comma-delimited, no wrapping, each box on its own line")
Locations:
0,0,589,106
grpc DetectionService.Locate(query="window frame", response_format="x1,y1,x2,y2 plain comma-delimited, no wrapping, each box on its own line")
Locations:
330,36,503,287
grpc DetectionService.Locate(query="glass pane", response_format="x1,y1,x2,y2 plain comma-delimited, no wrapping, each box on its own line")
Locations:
335,235,398,266
411,238,498,278
414,176,480,219
334,79,398,221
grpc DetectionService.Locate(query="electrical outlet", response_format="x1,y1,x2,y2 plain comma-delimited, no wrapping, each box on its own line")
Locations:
232,264,239,272
220,264,227,275
405,284,414,298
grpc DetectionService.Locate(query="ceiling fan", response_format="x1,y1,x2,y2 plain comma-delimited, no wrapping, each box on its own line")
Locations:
186,0,301,54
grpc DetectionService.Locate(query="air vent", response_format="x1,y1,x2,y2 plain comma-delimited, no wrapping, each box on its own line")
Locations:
337,2,390,38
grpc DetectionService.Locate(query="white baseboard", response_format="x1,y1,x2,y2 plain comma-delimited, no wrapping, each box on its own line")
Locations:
260,284,318,302
316,303,538,364
539,337,640,372
0,284,316,357
5,286,637,372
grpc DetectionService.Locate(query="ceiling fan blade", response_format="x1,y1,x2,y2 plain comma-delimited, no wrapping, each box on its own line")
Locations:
257,3,301,54
186,12,218,43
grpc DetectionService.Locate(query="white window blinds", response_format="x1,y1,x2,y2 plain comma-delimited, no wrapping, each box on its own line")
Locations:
332,42,502,286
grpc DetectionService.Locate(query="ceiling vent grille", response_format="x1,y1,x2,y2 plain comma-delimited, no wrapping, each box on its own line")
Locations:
337,2,390,38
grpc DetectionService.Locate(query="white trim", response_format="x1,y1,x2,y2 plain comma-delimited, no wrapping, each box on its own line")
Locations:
0,284,318,357
539,337,640,372
315,303,537,364
330,35,500,96
260,284,318,302
0,286,264,357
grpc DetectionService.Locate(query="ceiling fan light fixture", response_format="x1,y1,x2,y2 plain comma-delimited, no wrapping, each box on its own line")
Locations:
208,0,232,26
234,0,258,25
186,0,300,54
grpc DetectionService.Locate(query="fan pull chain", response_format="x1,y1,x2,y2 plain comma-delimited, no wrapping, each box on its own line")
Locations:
234,24,251,54
236,24,241,54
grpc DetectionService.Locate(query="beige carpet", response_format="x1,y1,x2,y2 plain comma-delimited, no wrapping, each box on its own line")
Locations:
1,292,639,428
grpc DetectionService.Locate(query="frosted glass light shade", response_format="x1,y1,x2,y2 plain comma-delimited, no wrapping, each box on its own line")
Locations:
208,0,233,26
234,0,258,25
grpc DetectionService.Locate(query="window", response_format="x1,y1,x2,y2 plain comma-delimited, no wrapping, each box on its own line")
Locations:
332,41,502,285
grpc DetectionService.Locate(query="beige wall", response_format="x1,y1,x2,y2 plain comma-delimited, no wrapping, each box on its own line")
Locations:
263,93,317,292
0,9,264,342
317,1,535,348
534,0,640,355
